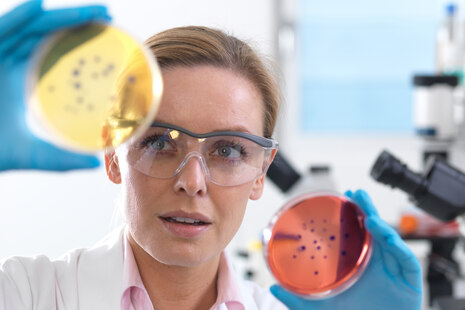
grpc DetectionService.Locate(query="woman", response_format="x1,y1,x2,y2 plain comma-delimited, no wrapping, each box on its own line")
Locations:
0,1,422,309
105,26,282,309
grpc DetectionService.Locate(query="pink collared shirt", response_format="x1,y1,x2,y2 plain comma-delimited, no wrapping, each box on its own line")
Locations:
120,232,246,310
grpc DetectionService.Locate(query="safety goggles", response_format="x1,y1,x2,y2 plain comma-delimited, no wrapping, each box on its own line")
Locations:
120,122,278,186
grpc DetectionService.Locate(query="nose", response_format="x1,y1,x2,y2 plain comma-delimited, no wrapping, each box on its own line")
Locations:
173,152,208,196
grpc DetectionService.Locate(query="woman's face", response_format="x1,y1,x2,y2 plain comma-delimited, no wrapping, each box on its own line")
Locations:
106,65,271,267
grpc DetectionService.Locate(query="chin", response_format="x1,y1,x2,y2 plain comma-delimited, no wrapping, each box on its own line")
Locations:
148,244,219,268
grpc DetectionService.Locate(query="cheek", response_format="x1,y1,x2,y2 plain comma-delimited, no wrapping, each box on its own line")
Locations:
121,167,159,224
121,174,142,229
121,168,172,257
212,184,253,237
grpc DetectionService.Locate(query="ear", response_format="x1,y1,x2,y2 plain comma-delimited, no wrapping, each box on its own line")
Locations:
249,174,266,200
249,149,278,200
105,151,122,184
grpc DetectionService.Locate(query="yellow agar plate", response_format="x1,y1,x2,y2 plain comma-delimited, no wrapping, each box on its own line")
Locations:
29,23,163,152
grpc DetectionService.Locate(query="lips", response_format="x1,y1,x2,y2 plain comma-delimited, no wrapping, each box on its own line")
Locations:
163,216,207,226
159,211,212,238
160,211,211,225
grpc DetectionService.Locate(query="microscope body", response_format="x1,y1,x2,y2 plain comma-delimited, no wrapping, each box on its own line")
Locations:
371,150,465,223
417,157,465,222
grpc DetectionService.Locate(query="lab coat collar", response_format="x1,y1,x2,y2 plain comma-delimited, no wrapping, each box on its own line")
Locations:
76,225,125,309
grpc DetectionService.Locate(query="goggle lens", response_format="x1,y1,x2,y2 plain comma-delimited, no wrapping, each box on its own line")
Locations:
120,124,277,186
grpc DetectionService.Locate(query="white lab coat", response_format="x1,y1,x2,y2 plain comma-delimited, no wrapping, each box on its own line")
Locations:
0,227,287,310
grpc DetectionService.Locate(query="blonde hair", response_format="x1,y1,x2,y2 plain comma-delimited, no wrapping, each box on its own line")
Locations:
144,26,281,138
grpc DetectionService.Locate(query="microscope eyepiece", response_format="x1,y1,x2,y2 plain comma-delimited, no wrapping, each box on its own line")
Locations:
370,150,403,185
370,150,465,222
370,150,426,197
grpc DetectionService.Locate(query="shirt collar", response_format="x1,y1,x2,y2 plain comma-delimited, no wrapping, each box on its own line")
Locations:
209,252,246,310
121,228,245,310
121,229,153,310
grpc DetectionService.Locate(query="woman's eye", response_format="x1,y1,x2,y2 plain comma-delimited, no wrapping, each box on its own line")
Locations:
215,145,242,158
141,135,175,151
151,139,166,150
151,138,174,151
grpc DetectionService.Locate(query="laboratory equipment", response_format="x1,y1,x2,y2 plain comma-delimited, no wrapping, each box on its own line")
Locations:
370,150,465,307
413,75,458,145
370,150,465,222
436,3,464,77
262,192,372,299
407,7,465,304
266,152,338,196
27,23,163,152
398,209,459,237
266,152,301,193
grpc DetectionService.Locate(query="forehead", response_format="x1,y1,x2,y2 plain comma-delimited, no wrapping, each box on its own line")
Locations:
154,65,264,135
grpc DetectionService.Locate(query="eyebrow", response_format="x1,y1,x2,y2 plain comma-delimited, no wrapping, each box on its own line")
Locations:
214,126,254,135
150,121,277,148
153,120,254,135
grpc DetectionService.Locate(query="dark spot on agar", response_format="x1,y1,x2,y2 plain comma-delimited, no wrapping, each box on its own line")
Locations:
310,220,314,224
314,271,319,275
323,228,327,232
317,246,321,250
341,251,347,256
313,240,317,244
74,82,81,89
311,229,315,233
73,69,80,76
297,234,302,239
128,76,136,84
323,219,327,223
330,235,336,241
107,63,114,70
341,218,344,223
345,233,350,239
293,255,297,259
79,59,85,65
324,255,327,259
300,245,306,251
311,256,315,260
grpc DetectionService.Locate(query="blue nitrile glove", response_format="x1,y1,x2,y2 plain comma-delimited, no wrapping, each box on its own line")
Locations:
270,189,422,310
0,0,112,171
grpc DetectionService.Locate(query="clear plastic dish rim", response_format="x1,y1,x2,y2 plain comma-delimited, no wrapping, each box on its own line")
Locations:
25,22,164,154
262,190,373,300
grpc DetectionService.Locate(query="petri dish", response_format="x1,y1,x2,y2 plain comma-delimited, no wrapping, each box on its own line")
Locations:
27,23,163,152
262,192,372,299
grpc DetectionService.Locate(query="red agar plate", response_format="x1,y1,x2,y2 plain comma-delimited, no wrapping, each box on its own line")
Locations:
262,192,372,299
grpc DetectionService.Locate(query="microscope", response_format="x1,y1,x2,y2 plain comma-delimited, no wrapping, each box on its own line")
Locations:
370,150,465,223
370,73,465,309
372,74,465,222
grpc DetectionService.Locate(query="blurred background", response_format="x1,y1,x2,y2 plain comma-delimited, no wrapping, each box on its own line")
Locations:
2,0,465,309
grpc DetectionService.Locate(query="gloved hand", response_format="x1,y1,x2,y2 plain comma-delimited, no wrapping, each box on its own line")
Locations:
270,189,422,310
0,0,112,171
